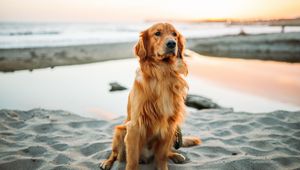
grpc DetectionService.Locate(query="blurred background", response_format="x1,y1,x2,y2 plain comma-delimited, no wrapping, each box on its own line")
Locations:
0,0,300,119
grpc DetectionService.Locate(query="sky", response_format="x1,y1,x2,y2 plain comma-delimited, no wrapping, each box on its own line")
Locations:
0,0,300,22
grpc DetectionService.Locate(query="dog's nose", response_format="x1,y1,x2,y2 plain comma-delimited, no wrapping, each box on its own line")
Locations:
166,40,176,49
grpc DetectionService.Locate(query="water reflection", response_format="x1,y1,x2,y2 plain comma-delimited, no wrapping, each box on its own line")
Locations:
0,57,299,120
0,59,137,120
187,50,300,107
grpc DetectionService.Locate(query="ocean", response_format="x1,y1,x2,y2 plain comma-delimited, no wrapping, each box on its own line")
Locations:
1,22,300,49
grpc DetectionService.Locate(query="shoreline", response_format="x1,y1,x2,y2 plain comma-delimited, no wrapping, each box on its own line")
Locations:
0,50,299,115
0,56,299,121
1,32,300,72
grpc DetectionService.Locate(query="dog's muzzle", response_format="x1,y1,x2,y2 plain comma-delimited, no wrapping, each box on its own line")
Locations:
165,40,176,55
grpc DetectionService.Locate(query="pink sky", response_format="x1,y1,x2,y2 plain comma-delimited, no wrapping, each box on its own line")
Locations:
1,0,300,22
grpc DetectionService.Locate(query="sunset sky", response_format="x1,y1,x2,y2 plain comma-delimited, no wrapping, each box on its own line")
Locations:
0,0,300,22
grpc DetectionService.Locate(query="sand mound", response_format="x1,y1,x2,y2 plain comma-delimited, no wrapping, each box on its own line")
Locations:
0,108,299,170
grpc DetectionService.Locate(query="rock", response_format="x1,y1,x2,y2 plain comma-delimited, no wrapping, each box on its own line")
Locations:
238,29,247,36
185,94,221,110
109,82,127,92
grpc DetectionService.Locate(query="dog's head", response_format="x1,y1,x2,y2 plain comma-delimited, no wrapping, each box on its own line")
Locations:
134,23,185,63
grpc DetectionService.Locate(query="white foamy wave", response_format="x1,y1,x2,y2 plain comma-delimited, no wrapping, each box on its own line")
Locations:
0,22,299,49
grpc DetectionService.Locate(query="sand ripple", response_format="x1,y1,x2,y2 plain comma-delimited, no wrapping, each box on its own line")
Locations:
0,108,299,170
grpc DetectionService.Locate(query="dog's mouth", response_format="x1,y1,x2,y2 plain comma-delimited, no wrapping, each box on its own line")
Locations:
162,57,170,62
162,53,176,63
165,49,176,56
157,50,176,62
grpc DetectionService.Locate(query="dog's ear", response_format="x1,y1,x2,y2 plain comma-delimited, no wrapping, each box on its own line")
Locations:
134,31,148,60
177,33,185,59
176,33,188,76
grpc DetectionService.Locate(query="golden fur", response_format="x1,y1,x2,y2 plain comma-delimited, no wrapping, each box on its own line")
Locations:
100,23,200,170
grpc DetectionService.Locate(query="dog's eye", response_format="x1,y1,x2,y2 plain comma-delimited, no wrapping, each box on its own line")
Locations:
155,31,161,36
172,32,177,36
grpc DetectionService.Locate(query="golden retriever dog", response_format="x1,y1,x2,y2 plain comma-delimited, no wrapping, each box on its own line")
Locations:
100,23,201,170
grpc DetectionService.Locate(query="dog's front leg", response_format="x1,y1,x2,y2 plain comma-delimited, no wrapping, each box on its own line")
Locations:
100,125,126,170
155,130,175,170
125,122,141,170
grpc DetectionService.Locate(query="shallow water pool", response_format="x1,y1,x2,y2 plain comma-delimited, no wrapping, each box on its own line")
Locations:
0,58,299,120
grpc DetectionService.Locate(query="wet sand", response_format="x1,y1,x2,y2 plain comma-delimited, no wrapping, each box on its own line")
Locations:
0,42,135,72
187,32,300,62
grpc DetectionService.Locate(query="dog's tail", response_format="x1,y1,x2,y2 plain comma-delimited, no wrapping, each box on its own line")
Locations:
181,136,201,147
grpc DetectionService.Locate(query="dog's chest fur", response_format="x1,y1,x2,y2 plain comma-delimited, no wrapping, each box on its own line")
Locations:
149,78,174,117
135,67,178,118
134,67,185,133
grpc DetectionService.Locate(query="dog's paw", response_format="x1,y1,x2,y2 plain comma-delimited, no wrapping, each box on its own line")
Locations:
169,153,185,164
182,136,201,147
99,160,113,170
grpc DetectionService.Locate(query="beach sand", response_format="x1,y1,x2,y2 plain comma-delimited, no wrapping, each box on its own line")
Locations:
0,42,135,72
187,32,300,62
1,108,300,170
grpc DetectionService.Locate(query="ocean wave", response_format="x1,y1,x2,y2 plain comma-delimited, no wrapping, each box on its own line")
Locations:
0,22,299,49
4,31,60,36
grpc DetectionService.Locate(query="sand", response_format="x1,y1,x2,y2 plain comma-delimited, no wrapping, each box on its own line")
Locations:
0,108,300,170
0,42,135,72
187,32,300,62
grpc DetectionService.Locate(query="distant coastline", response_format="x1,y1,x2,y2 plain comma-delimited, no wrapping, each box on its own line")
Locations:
175,17,300,26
